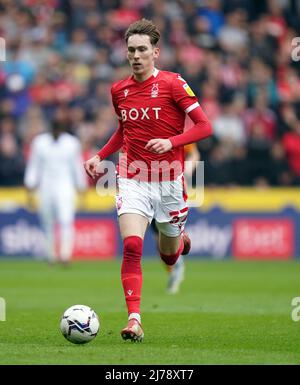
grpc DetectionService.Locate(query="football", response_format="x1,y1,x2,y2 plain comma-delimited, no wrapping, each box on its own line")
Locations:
60,304,100,344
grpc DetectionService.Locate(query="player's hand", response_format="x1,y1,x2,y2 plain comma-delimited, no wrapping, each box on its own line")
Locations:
83,155,101,180
145,139,172,154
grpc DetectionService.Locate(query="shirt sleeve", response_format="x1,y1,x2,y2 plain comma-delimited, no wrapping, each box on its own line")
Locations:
97,86,124,160
169,106,212,148
169,74,212,148
171,74,200,114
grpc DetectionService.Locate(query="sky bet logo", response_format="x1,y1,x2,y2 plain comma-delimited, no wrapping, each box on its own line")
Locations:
0,297,6,321
291,38,300,61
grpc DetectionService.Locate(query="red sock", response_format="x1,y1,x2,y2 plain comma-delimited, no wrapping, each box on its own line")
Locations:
160,238,184,266
121,236,143,316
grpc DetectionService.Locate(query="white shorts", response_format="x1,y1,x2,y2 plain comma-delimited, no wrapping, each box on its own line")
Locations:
115,174,188,237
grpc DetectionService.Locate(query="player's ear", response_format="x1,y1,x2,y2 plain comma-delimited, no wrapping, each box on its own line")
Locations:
153,47,160,59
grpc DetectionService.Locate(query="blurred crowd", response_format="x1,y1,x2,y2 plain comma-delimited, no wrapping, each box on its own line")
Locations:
0,0,300,187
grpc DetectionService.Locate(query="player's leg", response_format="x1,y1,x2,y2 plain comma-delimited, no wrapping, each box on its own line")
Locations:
167,255,185,294
151,219,185,291
154,175,191,292
150,219,159,240
59,219,74,264
116,176,153,341
158,229,191,261
56,190,76,264
157,225,191,294
155,175,190,266
159,231,187,294
158,231,184,265
119,213,148,341
39,192,56,263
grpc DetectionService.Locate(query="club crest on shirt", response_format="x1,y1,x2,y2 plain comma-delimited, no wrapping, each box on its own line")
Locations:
124,89,129,98
151,83,159,98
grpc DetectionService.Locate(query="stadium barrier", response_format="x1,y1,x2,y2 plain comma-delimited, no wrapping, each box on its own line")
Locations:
0,187,299,260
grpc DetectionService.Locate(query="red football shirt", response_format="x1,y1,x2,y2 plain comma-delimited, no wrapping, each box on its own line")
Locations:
110,69,201,181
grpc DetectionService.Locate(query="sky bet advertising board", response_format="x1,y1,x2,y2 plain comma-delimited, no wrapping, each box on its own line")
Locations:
0,188,299,260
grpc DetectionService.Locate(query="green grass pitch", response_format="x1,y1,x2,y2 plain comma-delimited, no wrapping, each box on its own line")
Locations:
0,259,300,365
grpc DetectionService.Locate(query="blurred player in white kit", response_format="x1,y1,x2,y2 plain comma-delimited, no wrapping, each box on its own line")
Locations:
24,118,87,264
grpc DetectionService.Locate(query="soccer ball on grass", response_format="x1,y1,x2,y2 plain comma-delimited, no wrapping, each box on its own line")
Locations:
60,304,100,344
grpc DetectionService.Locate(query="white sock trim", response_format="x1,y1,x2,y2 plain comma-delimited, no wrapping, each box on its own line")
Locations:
128,313,141,324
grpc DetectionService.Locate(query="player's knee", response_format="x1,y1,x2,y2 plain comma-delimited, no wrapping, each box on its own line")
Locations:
159,239,182,266
123,236,143,257
122,236,143,274
160,251,178,266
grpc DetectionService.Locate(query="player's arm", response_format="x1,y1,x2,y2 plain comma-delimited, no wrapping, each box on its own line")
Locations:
84,122,124,179
84,86,124,179
169,105,212,148
24,138,41,210
97,121,124,161
145,75,212,154
145,107,211,153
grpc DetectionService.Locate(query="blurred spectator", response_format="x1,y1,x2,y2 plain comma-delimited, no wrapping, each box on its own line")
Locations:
205,144,232,186
247,122,272,186
248,16,278,67
282,119,300,185
0,117,25,186
197,0,225,38
243,91,277,141
218,8,249,54
247,57,279,108
277,67,300,103
66,28,97,63
199,80,220,122
213,98,246,146
229,145,250,186
268,141,293,186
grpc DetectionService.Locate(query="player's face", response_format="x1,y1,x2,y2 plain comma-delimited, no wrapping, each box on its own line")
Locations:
127,34,159,81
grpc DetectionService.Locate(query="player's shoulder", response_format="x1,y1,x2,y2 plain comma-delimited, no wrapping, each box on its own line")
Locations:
61,132,80,146
161,71,196,98
32,132,51,146
111,75,133,94
158,70,186,84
